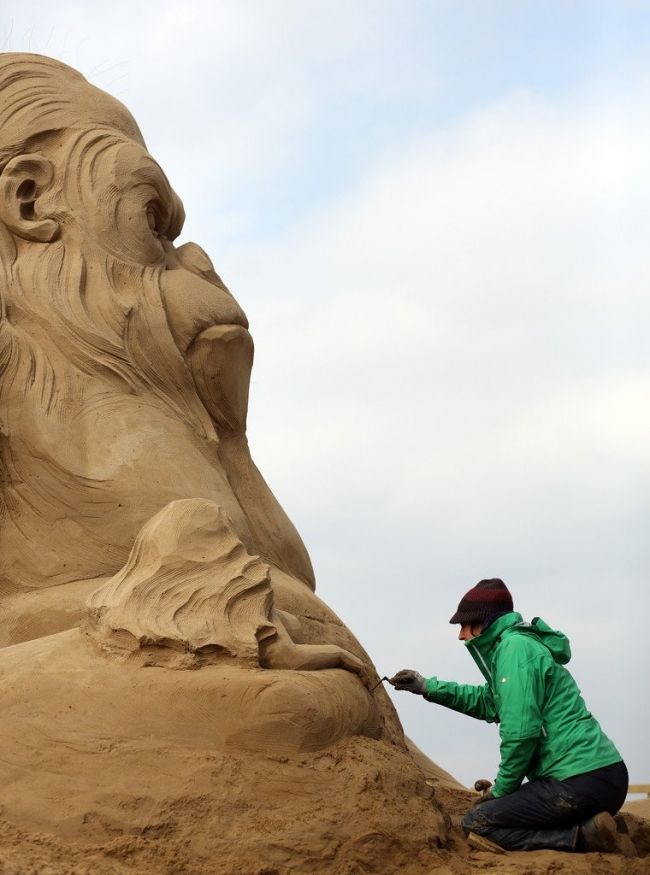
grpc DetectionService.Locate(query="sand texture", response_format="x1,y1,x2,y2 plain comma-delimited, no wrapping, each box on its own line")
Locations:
0,53,646,874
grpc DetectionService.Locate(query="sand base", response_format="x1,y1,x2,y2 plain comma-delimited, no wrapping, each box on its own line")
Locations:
0,628,647,874
0,628,448,874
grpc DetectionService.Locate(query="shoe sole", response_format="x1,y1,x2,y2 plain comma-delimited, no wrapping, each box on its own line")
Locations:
467,832,506,854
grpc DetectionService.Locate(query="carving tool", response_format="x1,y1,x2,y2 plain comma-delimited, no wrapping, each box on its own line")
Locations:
370,675,389,692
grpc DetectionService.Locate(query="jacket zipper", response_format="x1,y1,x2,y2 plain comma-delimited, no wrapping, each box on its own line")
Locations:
470,642,493,682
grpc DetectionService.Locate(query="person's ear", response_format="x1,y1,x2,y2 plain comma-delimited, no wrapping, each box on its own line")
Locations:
0,154,59,242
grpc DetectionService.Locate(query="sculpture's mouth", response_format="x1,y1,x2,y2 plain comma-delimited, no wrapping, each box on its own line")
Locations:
187,323,253,436
160,268,253,435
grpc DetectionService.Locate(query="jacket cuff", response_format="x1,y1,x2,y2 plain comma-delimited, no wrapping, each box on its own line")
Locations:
423,677,438,700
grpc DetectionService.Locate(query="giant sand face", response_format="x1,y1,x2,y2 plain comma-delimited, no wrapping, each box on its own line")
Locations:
0,54,314,594
0,54,451,874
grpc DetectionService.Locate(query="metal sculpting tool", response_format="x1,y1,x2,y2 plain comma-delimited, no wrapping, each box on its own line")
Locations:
370,675,390,692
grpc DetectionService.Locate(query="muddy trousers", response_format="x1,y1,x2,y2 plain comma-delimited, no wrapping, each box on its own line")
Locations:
462,760,628,852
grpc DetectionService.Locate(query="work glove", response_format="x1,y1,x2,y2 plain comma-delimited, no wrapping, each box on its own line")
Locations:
388,669,426,695
472,778,494,807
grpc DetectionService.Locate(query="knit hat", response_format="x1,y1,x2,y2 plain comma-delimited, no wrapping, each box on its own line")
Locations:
449,578,513,625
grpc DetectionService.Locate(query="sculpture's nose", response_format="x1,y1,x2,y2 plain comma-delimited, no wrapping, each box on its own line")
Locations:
173,241,226,290
162,238,221,284
160,264,249,354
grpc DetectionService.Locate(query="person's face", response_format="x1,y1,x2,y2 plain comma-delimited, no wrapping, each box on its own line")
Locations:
458,623,482,641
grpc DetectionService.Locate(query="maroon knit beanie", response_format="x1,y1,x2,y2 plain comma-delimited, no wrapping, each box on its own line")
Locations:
449,578,514,625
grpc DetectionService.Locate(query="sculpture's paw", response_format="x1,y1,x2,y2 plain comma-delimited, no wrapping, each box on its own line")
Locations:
338,650,372,687
0,631,382,757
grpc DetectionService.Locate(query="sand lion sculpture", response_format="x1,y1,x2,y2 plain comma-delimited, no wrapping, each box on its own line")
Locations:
0,54,455,873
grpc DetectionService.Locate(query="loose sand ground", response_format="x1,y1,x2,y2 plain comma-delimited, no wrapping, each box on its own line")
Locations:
0,780,647,874
0,673,647,875
0,618,646,874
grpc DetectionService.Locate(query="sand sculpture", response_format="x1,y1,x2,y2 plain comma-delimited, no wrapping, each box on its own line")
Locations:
0,53,456,874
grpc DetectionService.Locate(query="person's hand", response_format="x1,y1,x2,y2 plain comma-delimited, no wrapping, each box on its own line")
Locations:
388,669,426,694
472,790,494,807
472,778,494,806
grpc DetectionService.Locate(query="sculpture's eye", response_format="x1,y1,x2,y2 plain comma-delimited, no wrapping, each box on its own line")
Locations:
146,205,161,236
146,199,170,238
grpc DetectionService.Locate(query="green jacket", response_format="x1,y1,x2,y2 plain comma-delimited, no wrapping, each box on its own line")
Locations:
423,612,621,798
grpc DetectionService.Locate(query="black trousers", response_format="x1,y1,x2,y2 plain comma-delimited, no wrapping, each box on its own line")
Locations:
462,760,628,852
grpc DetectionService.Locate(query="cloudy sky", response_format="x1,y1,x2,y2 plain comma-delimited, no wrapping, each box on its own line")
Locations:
3,2,649,790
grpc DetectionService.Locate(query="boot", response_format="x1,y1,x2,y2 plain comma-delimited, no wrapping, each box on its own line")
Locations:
467,832,506,854
580,812,637,856
614,813,639,858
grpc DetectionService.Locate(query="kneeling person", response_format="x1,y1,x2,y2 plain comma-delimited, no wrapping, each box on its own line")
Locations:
390,578,634,855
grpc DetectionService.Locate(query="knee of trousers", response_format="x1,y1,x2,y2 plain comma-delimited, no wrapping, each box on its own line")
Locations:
462,807,486,833
461,802,492,833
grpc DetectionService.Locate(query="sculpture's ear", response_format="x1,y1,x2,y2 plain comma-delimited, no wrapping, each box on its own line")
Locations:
0,154,59,243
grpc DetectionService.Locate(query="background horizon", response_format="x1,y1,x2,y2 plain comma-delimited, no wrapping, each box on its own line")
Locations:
2,1,648,792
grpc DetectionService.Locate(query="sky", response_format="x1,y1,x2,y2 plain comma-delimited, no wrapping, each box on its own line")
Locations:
2,1,649,791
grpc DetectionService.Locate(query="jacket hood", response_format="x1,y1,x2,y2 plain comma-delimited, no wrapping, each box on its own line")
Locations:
512,616,572,664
